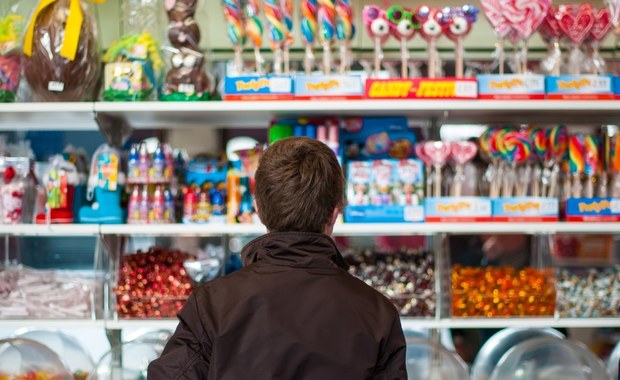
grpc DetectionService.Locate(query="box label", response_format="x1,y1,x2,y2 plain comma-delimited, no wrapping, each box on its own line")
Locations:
615,76,620,99
365,78,478,99
492,197,558,221
566,197,620,221
224,75,294,100
424,197,491,222
478,74,545,99
546,75,614,100
344,205,424,223
294,75,363,99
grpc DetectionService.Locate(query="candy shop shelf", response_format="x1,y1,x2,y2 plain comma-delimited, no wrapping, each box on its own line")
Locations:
92,100,620,129
99,222,620,237
400,317,620,329
0,319,105,329
0,224,100,236
0,102,97,131
104,319,180,331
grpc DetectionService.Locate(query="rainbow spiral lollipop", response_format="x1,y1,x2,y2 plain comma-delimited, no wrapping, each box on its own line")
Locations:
223,0,246,73
569,134,586,198
281,0,294,74
545,125,568,162
529,127,547,161
301,0,319,74
584,135,600,176
263,0,286,74
318,0,337,74
500,131,532,164
335,0,354,74
243,0,265,74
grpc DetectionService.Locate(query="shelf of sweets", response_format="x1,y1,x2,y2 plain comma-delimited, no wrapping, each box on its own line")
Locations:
4,101,620,130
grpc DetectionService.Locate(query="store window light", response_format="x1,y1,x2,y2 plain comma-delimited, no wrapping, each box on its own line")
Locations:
440,125,487,142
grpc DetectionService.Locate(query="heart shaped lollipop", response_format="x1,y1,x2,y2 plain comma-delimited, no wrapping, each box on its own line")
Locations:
424,141,451,197
590,8,612,41
557,3,594,44
499,0,551,40
480,0,512,38
450,141,478,165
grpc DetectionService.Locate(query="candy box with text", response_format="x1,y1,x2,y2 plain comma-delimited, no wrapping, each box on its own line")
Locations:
477,74,545,100
344,159,424,223
224,75,294,100
492,197,559,222
424,197,492,222
294,75,363,100
545,75,614,100
365,78,477,99
565,198,620,221
615,76,620,99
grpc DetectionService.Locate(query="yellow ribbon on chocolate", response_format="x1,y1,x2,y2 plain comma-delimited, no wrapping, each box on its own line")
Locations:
23,0,105,61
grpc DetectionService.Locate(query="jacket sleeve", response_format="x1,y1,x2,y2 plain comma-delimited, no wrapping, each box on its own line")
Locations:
372,314,408,380
147,292,212,380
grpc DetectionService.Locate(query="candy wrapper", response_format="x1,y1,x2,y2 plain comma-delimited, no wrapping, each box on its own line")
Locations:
264,0,286,75
363,5,390,77
416,6,444,79
319,0,336,75
442,5,478,79
0,3,24,102
336,0,354,75
387,5,417,78
22,0,101,102
161,0,211,101
103,33,163,101
301,0,318,74
222,0,246,74
480,0,513,74
557,3,594,76
242,0,264,75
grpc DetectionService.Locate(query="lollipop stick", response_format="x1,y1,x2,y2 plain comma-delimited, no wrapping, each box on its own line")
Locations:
613,173,620,198
532,165,540,197
585,175,594,198
572,173,582,198
339,44,347,75
234,46,244,75
599,171,608,198
434,164,442,197
452,164,464,197
455,37,464,78
305,44,314,75
374,36,383,77
274,47,283,75
323,42,332,75
283,46,290,75
255,46,264,75
548,165,559,198
429,39,437,79
520,39,528,74
426,166,433,198
552,39,561,76
401,39,409,78
499,39,505,75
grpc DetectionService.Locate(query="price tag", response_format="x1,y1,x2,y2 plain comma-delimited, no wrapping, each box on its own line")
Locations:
178,84,195,95
455,81,477,97
48,81,65,92
404,206,424,222
269,78,291,92
611,199,620,213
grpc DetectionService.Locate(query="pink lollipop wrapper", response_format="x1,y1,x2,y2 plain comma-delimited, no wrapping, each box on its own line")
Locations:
480,0,512,38
415,143,433,167
363,5,390,77
424,140,450,197
499,0,551,41
450,141,478,165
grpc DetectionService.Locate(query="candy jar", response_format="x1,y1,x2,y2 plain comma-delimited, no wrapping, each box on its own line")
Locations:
22,0,100,101
0,3,24,102
0,164,25,224
93,340,164,380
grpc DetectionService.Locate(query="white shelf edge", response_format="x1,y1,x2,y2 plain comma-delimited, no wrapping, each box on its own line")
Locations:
0,102,94,113
402,317,620,329
0,222,616,236
0,319,104,329
100,223,266,236
104,319,179,330
0,224,100,236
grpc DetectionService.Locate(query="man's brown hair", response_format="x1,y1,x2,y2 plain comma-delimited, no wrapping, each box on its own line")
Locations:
254,137,345,233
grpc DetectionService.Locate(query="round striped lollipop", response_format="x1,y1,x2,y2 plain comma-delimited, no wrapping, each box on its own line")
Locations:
500,131,532,164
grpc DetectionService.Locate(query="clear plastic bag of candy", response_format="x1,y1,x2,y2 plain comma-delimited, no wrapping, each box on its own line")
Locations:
0,338,73,380
102,0,163,101
0,1,25,102
22,0,101,102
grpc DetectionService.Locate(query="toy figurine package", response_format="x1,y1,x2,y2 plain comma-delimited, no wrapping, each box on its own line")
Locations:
182,157,227,224
0,2,25,102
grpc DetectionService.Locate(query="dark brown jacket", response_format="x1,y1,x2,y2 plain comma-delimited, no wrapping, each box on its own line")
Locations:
147,231,407,379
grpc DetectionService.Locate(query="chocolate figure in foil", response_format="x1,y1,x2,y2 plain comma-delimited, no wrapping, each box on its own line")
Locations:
22,0,100,101
162,48,209,99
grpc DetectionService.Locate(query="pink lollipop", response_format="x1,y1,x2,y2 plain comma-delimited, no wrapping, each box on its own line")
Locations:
416,6,446,78
557,3,594,75
450,141,478,197
499,0,551,74
585,8,612,75
423,141,451,197
363,5,391,77
540,6,563,75
480,0,512,74
415,143,433,197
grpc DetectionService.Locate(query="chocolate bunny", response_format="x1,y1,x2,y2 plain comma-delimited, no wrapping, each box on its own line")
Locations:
168,17,201,51
165,0,197,21
162,48,209,98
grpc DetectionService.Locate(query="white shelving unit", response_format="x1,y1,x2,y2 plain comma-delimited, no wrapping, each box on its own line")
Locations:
2,100,620,333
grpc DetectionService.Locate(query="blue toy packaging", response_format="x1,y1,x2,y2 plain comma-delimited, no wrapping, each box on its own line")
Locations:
341,117,416,161
492,197,559,222
424,197,492,222
224,75,294,100
182,158,228,224
344,159,424,223
294,75,364,100
545,75,614,100
565,198,620,221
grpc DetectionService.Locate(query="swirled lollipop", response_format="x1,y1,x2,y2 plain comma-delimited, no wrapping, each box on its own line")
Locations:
442,5,478,78
243,0,265,74
387,5,418,78
301,0,319,74
263,0,286,75
336,0,355,74
480,0,512,74
569,134,586,198
498,131,532,196
363,5,391,77
281,0,294,74
222,0,246,74
318,0,337,75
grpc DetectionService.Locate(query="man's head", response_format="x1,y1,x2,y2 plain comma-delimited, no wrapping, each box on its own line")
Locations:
254,137,345,234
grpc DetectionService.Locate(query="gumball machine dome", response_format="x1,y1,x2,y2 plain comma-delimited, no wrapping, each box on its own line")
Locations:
405,338,470,380
490,337,609,380
0,338,73,380
91,339,165,380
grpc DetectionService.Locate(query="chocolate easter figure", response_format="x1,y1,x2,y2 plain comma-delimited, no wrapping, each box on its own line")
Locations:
23,0,100,101
162,48,209,100
168,17,201,51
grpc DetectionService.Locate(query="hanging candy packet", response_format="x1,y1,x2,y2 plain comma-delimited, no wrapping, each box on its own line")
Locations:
103,0,164,101
23,0,102,101
0,2,24,102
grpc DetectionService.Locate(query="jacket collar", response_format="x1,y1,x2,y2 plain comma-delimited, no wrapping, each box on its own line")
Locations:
241,231,350,270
